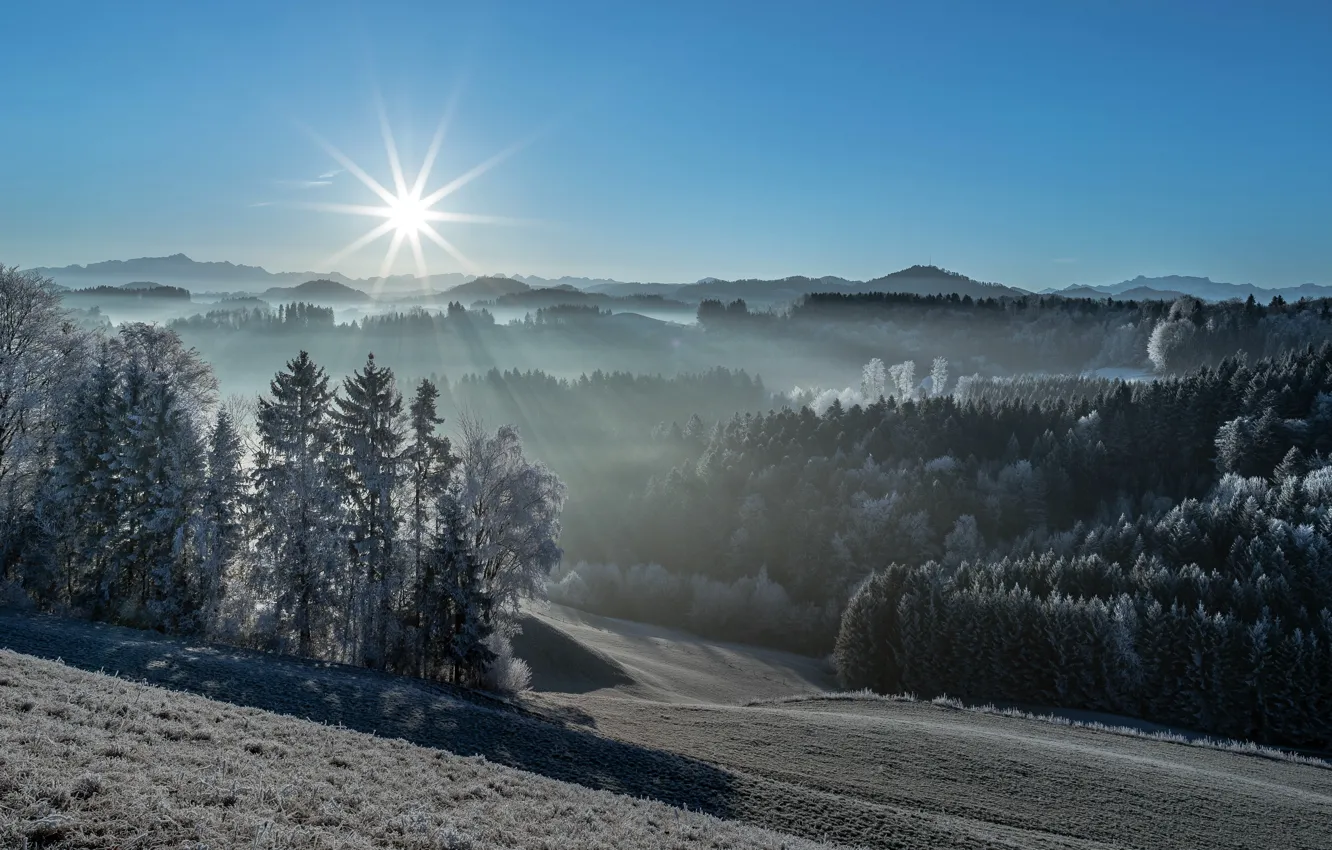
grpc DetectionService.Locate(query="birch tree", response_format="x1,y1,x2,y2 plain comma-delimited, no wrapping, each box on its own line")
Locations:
454,415,565,624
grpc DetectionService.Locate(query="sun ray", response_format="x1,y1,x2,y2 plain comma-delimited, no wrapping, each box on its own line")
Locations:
303,126,398,207
419,222,477,273
288,202,396,217
324,219,398,267
377,94,411,200
412,88,464,199
421,211,533,226
409,229,429,286
374,229,408,295
418,136,531,208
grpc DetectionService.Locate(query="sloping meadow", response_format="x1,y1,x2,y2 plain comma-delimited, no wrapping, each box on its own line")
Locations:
0,649,833,850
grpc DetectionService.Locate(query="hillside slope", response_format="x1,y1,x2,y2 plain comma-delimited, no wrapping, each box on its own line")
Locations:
0,650,831,850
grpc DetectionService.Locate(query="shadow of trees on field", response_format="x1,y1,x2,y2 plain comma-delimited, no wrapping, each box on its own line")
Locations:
0,613,738,818
510,614,636,695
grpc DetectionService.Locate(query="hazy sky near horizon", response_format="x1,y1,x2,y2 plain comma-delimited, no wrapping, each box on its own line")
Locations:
1,0,1329,289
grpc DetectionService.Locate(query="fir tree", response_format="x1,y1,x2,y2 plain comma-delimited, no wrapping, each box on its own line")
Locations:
253,351,342,658
44,343,121,612
198,409,246,632
433,491,495,685
404,378,456,668
332,353,406,669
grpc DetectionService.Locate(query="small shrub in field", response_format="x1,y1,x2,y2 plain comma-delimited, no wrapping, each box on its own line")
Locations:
482,635,532,695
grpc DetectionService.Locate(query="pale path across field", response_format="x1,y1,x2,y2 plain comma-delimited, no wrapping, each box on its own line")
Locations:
519,602,1332,850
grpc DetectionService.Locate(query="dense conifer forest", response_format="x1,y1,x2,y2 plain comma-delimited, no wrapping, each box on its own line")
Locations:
551,345,1332,748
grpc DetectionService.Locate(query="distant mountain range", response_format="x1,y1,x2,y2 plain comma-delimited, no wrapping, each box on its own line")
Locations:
26,255,650,296
28,254,1330,308
27,255,1027,305
1046,275,1332,303
583,266,1023,303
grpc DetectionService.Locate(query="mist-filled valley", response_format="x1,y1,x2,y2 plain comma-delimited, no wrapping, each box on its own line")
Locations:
8,254,1332,850
7,258,1332,756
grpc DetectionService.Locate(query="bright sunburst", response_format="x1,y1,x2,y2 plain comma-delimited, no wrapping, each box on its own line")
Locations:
297,104,529,291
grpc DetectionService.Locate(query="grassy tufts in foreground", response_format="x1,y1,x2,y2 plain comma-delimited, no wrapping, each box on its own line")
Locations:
0,650,835,850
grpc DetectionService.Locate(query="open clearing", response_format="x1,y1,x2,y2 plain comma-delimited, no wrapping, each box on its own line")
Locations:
521,603,1332,850
3,607,1331,849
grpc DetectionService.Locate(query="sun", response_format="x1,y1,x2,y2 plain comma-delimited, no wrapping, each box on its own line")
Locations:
295,103,531,291
386,192,430,236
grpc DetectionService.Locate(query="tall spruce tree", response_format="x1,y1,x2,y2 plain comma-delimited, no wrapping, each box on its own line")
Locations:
253,351,342,657
405,378,456,668
431,490,494,685
332,353,406,669
44,343,121,612
198,409,246,632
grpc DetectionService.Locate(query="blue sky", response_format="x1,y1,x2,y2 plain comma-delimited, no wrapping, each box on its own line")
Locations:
1,0,1329,288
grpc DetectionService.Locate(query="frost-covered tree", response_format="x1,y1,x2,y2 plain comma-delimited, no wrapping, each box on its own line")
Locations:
35,325,214,627
406,383,453,576
403,378,456,661
454,416,565,623
1147,318,1196,373
135,370,208,632
929,356,949,398
835,565,910,693
253,351,343,657
332,353,406,669
860,358,886,401
43,344,121,610
197,410,246,631
0,266,88,576
942,514,983,572
83,327,215,629
423,490,495,685
888,360,916,401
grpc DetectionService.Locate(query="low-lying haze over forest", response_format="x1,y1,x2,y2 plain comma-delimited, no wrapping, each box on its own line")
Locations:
7,252,1332,754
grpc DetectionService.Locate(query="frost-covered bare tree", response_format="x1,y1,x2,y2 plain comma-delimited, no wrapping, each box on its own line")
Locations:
1147,317,1197,373
0,266,88,575
454,415,565,624
114,323,217,414
929,356,949,398
888,360,916,401
860,358,885,401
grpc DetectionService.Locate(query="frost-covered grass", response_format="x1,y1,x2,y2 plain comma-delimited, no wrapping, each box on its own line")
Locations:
0,650,835,850
746,690,1332,769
